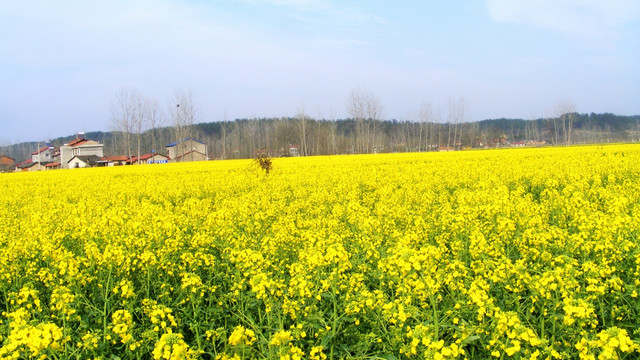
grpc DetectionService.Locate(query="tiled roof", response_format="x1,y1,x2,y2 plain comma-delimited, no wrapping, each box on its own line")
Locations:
15,159,32,167
66,138,88,147
129,153,168,163
18,161,41,169
0,155,15,164
68,155,102,165
31,146,49,155
105,155,129,161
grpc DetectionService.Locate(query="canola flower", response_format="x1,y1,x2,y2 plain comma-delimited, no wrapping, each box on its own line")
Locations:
0,145,640,358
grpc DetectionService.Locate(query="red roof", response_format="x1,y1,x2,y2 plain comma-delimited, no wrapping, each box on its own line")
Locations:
105,155,129,161
15,159,32,167
45,162,60,167
31,146,49,155
66,138,88,147
128,153,166,163
0,155,15,164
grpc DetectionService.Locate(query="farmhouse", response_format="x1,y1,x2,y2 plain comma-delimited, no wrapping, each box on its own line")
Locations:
104,155,129,166
60,135,104,169
128,153,169,164
17,161,48,171
68,155,103,168
45,162,61,170
0,155,15,172
166,138,207,162
31,146,54,163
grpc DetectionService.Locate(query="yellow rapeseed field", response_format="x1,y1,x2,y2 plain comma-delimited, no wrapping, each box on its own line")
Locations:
1,145,639,359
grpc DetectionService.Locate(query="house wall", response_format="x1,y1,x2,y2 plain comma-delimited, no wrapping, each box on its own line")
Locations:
181,151,207,162
146,154,169,164
74,144,104,157
44,164,61,171
60,146,73,169
166,146,177,160
68,158,88,169
182,140,206,155
31,151,53,163
26,163,44,172
168,140,207,162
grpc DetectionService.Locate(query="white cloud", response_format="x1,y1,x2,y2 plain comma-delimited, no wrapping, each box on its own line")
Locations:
486,0,640,40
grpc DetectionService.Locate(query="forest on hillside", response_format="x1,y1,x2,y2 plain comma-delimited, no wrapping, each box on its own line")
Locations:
2,113,640,164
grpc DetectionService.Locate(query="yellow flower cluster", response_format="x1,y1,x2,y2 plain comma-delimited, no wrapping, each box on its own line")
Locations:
110,309,134,344
1,144,640,358
575,327,639,359
0,307,64,358
228,325,256,346
152,333,194,360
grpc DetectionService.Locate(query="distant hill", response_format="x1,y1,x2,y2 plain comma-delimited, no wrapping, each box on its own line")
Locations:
2,113,639,163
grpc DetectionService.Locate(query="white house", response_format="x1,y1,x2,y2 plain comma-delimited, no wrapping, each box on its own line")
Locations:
67,155,102,168
31,146,54,163
60,135,104,169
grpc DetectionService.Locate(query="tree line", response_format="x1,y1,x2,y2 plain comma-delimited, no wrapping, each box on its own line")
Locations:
2,88,640,163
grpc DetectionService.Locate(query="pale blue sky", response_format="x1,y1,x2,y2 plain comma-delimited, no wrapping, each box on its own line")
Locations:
1,0,639,144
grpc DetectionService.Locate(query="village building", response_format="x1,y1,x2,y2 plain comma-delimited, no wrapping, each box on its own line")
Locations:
288,145,300,157
31,146,54,163
44,162,61,170
128,153,169,165
60,134,104,169
166,138,207,162
16,161,48,171
67,155,103,168
104,155,129,166
174,150,207,162
0,155,15,172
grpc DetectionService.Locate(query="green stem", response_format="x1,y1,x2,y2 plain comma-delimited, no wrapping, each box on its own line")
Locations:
191,294,202,352
103,268,112,344
431,294,439,340
330,287,338,360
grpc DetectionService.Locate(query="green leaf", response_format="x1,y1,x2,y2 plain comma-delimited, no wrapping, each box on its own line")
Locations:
380,354,398,360
320,334,333,347
461,335,480,345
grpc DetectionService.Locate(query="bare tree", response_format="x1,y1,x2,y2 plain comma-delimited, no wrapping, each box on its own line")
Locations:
347,89,366,154
132,94,147,163
169,89,197,161
346,89,383,154
247,117,259,154
328,110,338,155
221,118,229,160
451,97,467,150
147,97,162,154
418,102,428,151
365,93,383,153
545,117,558,144
110,87,144,159
554,100,577,145
296,108,308,156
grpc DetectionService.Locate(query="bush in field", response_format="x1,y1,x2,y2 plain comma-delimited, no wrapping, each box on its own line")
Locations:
254,149,273,175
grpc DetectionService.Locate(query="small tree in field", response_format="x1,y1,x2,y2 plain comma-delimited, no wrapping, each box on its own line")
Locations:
254,149,272,175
